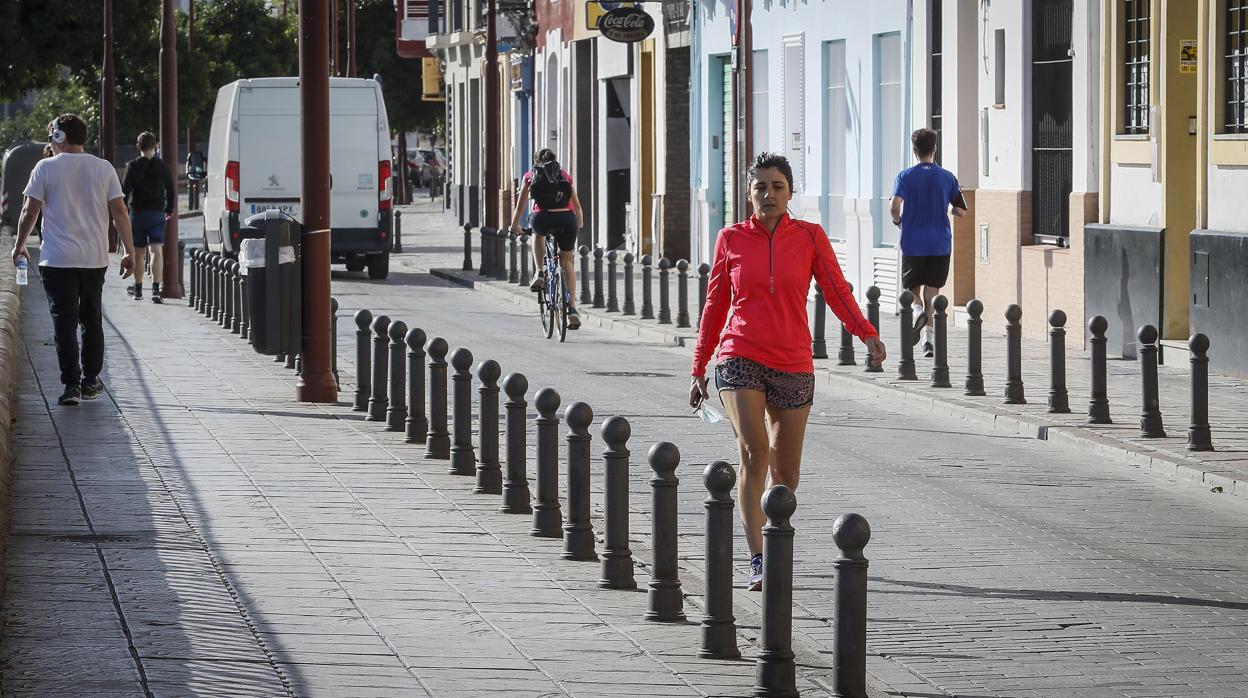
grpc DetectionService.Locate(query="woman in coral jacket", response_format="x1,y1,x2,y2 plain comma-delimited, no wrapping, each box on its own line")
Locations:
689,153,887,591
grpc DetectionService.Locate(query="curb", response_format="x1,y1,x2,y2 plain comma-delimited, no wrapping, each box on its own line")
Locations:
425,265,1244,501
0,229,24,624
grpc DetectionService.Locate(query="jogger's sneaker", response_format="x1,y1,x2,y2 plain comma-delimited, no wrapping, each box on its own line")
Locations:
151,294,163,304
747,553,763,591
912,312,927,345
923,341,934,358
529,271,546,292
567,307,581,330
80,378,105,400
57,386,81,406
151,282,163,303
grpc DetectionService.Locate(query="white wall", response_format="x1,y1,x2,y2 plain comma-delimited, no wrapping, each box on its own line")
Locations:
976,0,1029,192
1110,163,1163,227
1206,165,1248,232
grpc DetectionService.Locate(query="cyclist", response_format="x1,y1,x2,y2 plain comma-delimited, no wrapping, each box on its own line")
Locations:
689,152,886,591
510,148,584,330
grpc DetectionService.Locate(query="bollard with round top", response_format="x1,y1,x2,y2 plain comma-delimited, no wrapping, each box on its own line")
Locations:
831,513,872,698
897,291,918,380
392,210,403,253
657,257,673,325
1048,310,1070,413
863,286,883,372
931,295,951,387
501,373,533,514
606,249,620,312
475,360,503,494
519,233,531,286
1004,304,1026,404
562,402,598,561
508,230,519,283
230,260,243,334
366,315,391,421
531,388,564,537
754,485,798,698
837,283,855,365
386,320,408,431
1087,315,1111,423
462,224,474,271
1187,333,1214,452
964,300,986,396
676,259,691,328
645,441,684,622
424,337,451,459
623,253,637,315
697,262,711,325
404,327,428,443
479,227,493,277
579,245,591,305
599,417,636,589
219,257,232,328
239,271,250,340
494,228,507,281
192,251,203,313
592,246,606,308
1137,325,1166,438
329,297,338,387
449,347,477,476
208,255,220,321
188,249,198,308
700,461,740,660
353,309,373,411
641,255,655,319
812,286,829,359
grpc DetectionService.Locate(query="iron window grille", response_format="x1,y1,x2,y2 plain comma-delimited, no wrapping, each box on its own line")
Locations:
930,0,943,165
1123,0,1150,135
1228,0,1248,133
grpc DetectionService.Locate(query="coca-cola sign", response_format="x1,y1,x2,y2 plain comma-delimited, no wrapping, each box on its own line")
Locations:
600,6,655,43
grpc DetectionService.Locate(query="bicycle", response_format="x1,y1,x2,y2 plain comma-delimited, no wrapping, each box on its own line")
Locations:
532,229,571,342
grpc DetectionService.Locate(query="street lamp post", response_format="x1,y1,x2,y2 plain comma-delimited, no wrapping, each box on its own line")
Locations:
159,0,183,298
298,0,338,403
102,0,117,252
484,0,499,229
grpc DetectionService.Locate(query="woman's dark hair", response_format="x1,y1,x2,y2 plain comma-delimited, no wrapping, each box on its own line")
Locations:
747,152,794,192
137,131,158,152
534,148,556,165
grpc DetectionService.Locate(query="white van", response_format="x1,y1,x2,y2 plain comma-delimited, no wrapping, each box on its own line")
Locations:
199,77,393,279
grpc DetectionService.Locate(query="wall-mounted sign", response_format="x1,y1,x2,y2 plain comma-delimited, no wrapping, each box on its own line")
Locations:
1180,39,1198,74
586,1,636,31
599,6,654,43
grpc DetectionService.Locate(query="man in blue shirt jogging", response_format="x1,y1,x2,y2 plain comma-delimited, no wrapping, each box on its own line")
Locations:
890,128,967,357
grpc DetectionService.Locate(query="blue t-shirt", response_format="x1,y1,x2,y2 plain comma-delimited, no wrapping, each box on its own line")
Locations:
891,163,961,256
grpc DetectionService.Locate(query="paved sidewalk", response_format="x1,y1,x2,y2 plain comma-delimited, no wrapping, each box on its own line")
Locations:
399,198,1248,497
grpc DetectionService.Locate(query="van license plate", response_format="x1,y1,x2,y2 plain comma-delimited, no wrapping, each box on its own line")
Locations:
249,202,301,218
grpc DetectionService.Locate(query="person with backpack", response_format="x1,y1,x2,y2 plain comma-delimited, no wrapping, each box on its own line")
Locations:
120,131,175,303
509,148,584,329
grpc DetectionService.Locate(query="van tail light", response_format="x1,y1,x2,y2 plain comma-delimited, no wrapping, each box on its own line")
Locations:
378,160,392,211
225,160,240,213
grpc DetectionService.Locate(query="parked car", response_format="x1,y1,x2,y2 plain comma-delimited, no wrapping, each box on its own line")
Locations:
1,142,44,227
406,148,446,188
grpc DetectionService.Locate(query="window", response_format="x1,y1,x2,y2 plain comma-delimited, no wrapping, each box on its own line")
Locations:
752,51,769,153
1227,0,1248,133
877,32,903,246
930,0,943,164
1123,0,1150,134
823,41,846,240
994,29,1006,105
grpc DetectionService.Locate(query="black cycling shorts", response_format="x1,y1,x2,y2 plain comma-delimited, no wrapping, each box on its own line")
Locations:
531,210,579,252
901,254,951,289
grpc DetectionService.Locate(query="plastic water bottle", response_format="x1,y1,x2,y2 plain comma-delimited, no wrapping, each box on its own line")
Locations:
15,257,27,286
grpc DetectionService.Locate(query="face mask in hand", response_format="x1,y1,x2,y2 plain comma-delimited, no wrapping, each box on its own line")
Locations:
697,402,725,425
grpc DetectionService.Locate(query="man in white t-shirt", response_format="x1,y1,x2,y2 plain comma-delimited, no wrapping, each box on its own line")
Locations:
9,114,136,406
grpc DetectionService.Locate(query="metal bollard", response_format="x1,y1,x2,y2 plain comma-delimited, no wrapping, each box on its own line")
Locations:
353,309,373,412
641,255,655,320
219,258,232,328
462,224,474,271
519,233,531,286
206,252,217,317
965,300,986,396
494,228,507,281
623,253,636,315
1048,310,1070,413
837,283,856,366
812,286,829,359
657,257,673,325
285,348,297,371
897,291,917,380
1087,315,1111,423
700,461,740,660
579,245,591,305
697,262,710,325
676,259,691,328
479,227,494,277
562,402,597,561
213,256,224,323
592,247,605,308
501,373,533,514
508,230,518,283
230,261,243,334
831,512,871,698
864,286,883,373
1004,304,1026,404
599,417,636,589
424,337,451,459
386,321,408,431
192,251,202,313
1187,333,1214,451
475,360,503,494
188,249,198,308
404,327,428,443
606,250,619,312
449,347,477,475
645,441,684,622
931,295,951,387
392,210,402,253
366,315,390,421
754,485,797,698
239,273,249,340
531,388,563,537
329,297,338,388
1137,325,1166,438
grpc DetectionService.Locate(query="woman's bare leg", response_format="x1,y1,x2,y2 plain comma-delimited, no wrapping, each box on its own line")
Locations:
764,404,812,490
719,387,771,556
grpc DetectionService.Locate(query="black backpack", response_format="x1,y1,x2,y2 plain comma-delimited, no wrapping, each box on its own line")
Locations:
529,161,571,210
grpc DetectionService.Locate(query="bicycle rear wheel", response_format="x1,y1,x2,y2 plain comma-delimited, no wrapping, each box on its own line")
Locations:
556,265,569,343
538,275,554,339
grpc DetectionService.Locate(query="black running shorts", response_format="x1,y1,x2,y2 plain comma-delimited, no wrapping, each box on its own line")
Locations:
901,254,951,289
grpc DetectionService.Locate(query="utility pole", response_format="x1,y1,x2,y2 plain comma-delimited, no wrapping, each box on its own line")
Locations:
159,0,183,298
484,0,499,229
187,0,197,208
298,0,337,403
102,0,117,252
347,0,357,77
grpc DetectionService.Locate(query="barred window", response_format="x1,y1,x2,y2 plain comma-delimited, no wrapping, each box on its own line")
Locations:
1228,0,1248,133
1123,0,1150,134
930,0,943,165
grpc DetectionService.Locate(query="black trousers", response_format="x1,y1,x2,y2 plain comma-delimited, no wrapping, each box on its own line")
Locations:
40,266,107,387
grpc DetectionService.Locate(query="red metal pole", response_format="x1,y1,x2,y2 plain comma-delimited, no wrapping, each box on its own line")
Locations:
159,0,183,298
485,0,499,228
298,0,337,403
102,0,117,252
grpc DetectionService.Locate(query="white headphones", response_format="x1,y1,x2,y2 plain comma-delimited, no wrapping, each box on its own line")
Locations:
48,118,65,144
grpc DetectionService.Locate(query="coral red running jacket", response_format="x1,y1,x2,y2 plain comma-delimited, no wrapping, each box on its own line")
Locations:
691,214,878,377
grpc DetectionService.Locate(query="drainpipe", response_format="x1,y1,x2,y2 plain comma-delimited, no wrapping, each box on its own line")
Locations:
741,0,753,215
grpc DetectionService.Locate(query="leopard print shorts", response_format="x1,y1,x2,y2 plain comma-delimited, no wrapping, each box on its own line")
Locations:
714,357,815,410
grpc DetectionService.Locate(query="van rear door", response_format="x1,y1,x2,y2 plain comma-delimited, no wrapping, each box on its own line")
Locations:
329,85,382,232
237,85,302,222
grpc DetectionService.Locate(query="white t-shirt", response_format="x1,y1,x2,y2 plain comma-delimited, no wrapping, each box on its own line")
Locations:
23,153,123,268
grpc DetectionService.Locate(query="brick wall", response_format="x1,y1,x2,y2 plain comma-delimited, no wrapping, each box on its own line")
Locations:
973,189,1031,332
662,47,691,261
948,190,977,305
